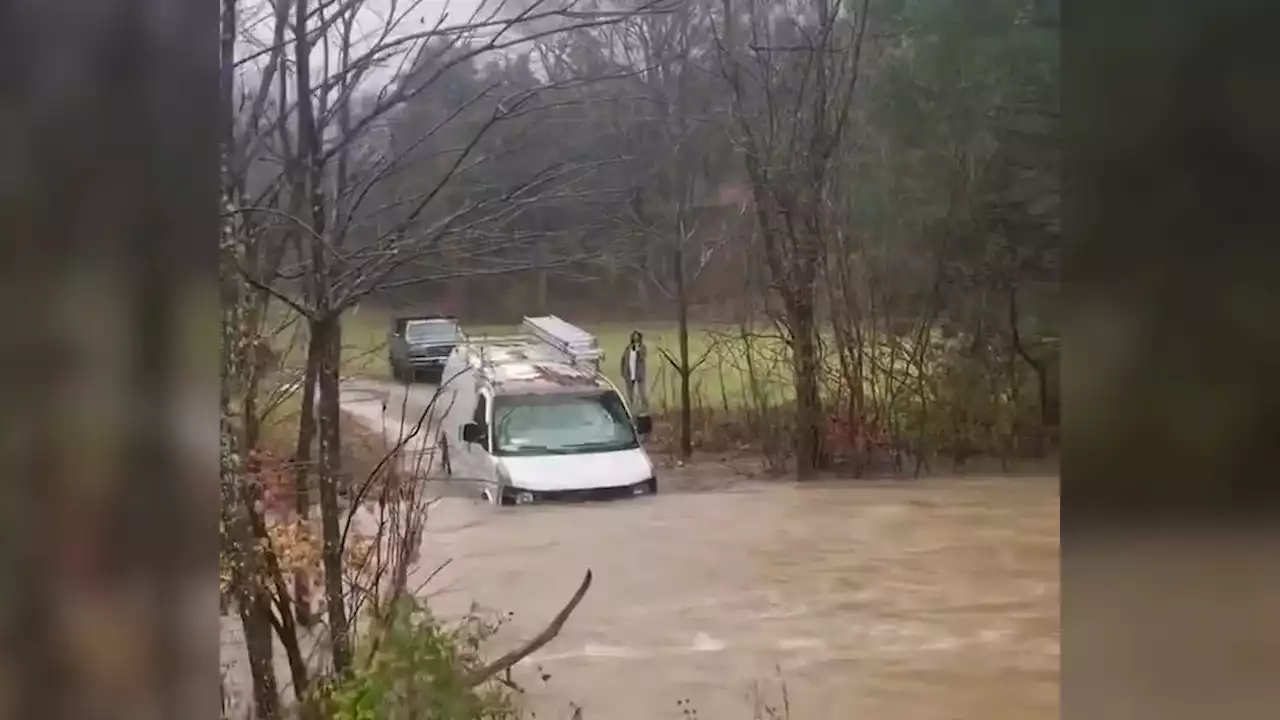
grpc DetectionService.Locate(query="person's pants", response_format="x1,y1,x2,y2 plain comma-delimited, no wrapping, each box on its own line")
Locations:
626,379,648,415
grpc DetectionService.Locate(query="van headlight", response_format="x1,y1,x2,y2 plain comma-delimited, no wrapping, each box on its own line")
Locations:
494,464,535,504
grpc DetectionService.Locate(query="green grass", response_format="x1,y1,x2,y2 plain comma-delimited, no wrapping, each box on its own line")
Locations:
315,309,796,408
262,304,964,414
262,303,395,379
338,306,392,377
580,321,795,411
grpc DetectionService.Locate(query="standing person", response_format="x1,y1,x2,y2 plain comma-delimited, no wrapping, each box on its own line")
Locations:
620,330,648,416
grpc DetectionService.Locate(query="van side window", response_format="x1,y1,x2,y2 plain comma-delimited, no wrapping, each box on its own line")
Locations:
472,394,488,426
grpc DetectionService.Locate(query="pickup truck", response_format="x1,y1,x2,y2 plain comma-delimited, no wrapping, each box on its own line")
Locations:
388,315,459,384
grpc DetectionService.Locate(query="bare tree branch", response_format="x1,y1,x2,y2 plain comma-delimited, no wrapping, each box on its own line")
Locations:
462,569,593,687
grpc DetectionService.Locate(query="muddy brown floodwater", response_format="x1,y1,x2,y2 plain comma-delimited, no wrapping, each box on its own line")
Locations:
409,477,1059,720
314,380,1060,719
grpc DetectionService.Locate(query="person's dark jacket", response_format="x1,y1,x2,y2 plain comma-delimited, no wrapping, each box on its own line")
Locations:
620,342,647,383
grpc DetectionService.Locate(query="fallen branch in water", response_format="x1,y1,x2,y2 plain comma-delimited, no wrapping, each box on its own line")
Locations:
463,569,594,687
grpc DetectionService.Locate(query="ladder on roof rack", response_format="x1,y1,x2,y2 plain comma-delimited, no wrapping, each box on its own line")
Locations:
521,315,603,370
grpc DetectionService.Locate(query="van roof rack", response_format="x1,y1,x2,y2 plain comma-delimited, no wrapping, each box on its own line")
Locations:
521,315,603,369
455,316,604,378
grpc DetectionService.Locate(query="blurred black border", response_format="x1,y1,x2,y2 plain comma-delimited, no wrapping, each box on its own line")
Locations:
1066,0,1280,525
1065,0,1280,717
2,0,218,718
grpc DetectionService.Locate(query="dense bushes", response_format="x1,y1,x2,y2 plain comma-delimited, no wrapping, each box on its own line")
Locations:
641,322,1059,476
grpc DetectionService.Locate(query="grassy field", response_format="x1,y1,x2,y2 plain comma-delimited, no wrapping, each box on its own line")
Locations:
328,308,797,409
261,304,965,415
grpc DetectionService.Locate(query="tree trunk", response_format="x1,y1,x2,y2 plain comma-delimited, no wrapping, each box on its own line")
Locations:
1008,283,1049,455
536,224,549,314
789,301,823,479
290,327,322,627
537,264,549,314
674,245,693,459
220,355,280,720
240,311,264,455
222,224,280,720
293,0,346,668
241,454,313,713
222,454,280,719
222,0,280,712
1007,326,1021,461
313,313,352,675
1033,360,1050,454
237,585,280,720
636,263,650,312
824,247,865,476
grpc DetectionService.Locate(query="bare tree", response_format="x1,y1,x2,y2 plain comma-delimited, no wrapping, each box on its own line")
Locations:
221,0,287,716
223,0,675,685
713,0,873,478
609,3,739,458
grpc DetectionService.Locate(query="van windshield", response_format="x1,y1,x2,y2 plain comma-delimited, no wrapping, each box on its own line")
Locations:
492,391,639,456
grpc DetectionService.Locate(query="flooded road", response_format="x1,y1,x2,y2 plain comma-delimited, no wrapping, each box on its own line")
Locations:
347,380,1061,719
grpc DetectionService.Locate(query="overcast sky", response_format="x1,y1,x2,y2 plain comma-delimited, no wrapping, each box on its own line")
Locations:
236,0,542,91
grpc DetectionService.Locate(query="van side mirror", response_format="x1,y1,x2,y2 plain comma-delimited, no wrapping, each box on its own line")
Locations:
634,415,652,436
462,421,486,444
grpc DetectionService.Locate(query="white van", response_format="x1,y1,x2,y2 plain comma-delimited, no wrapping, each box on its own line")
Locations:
433,316,656,505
